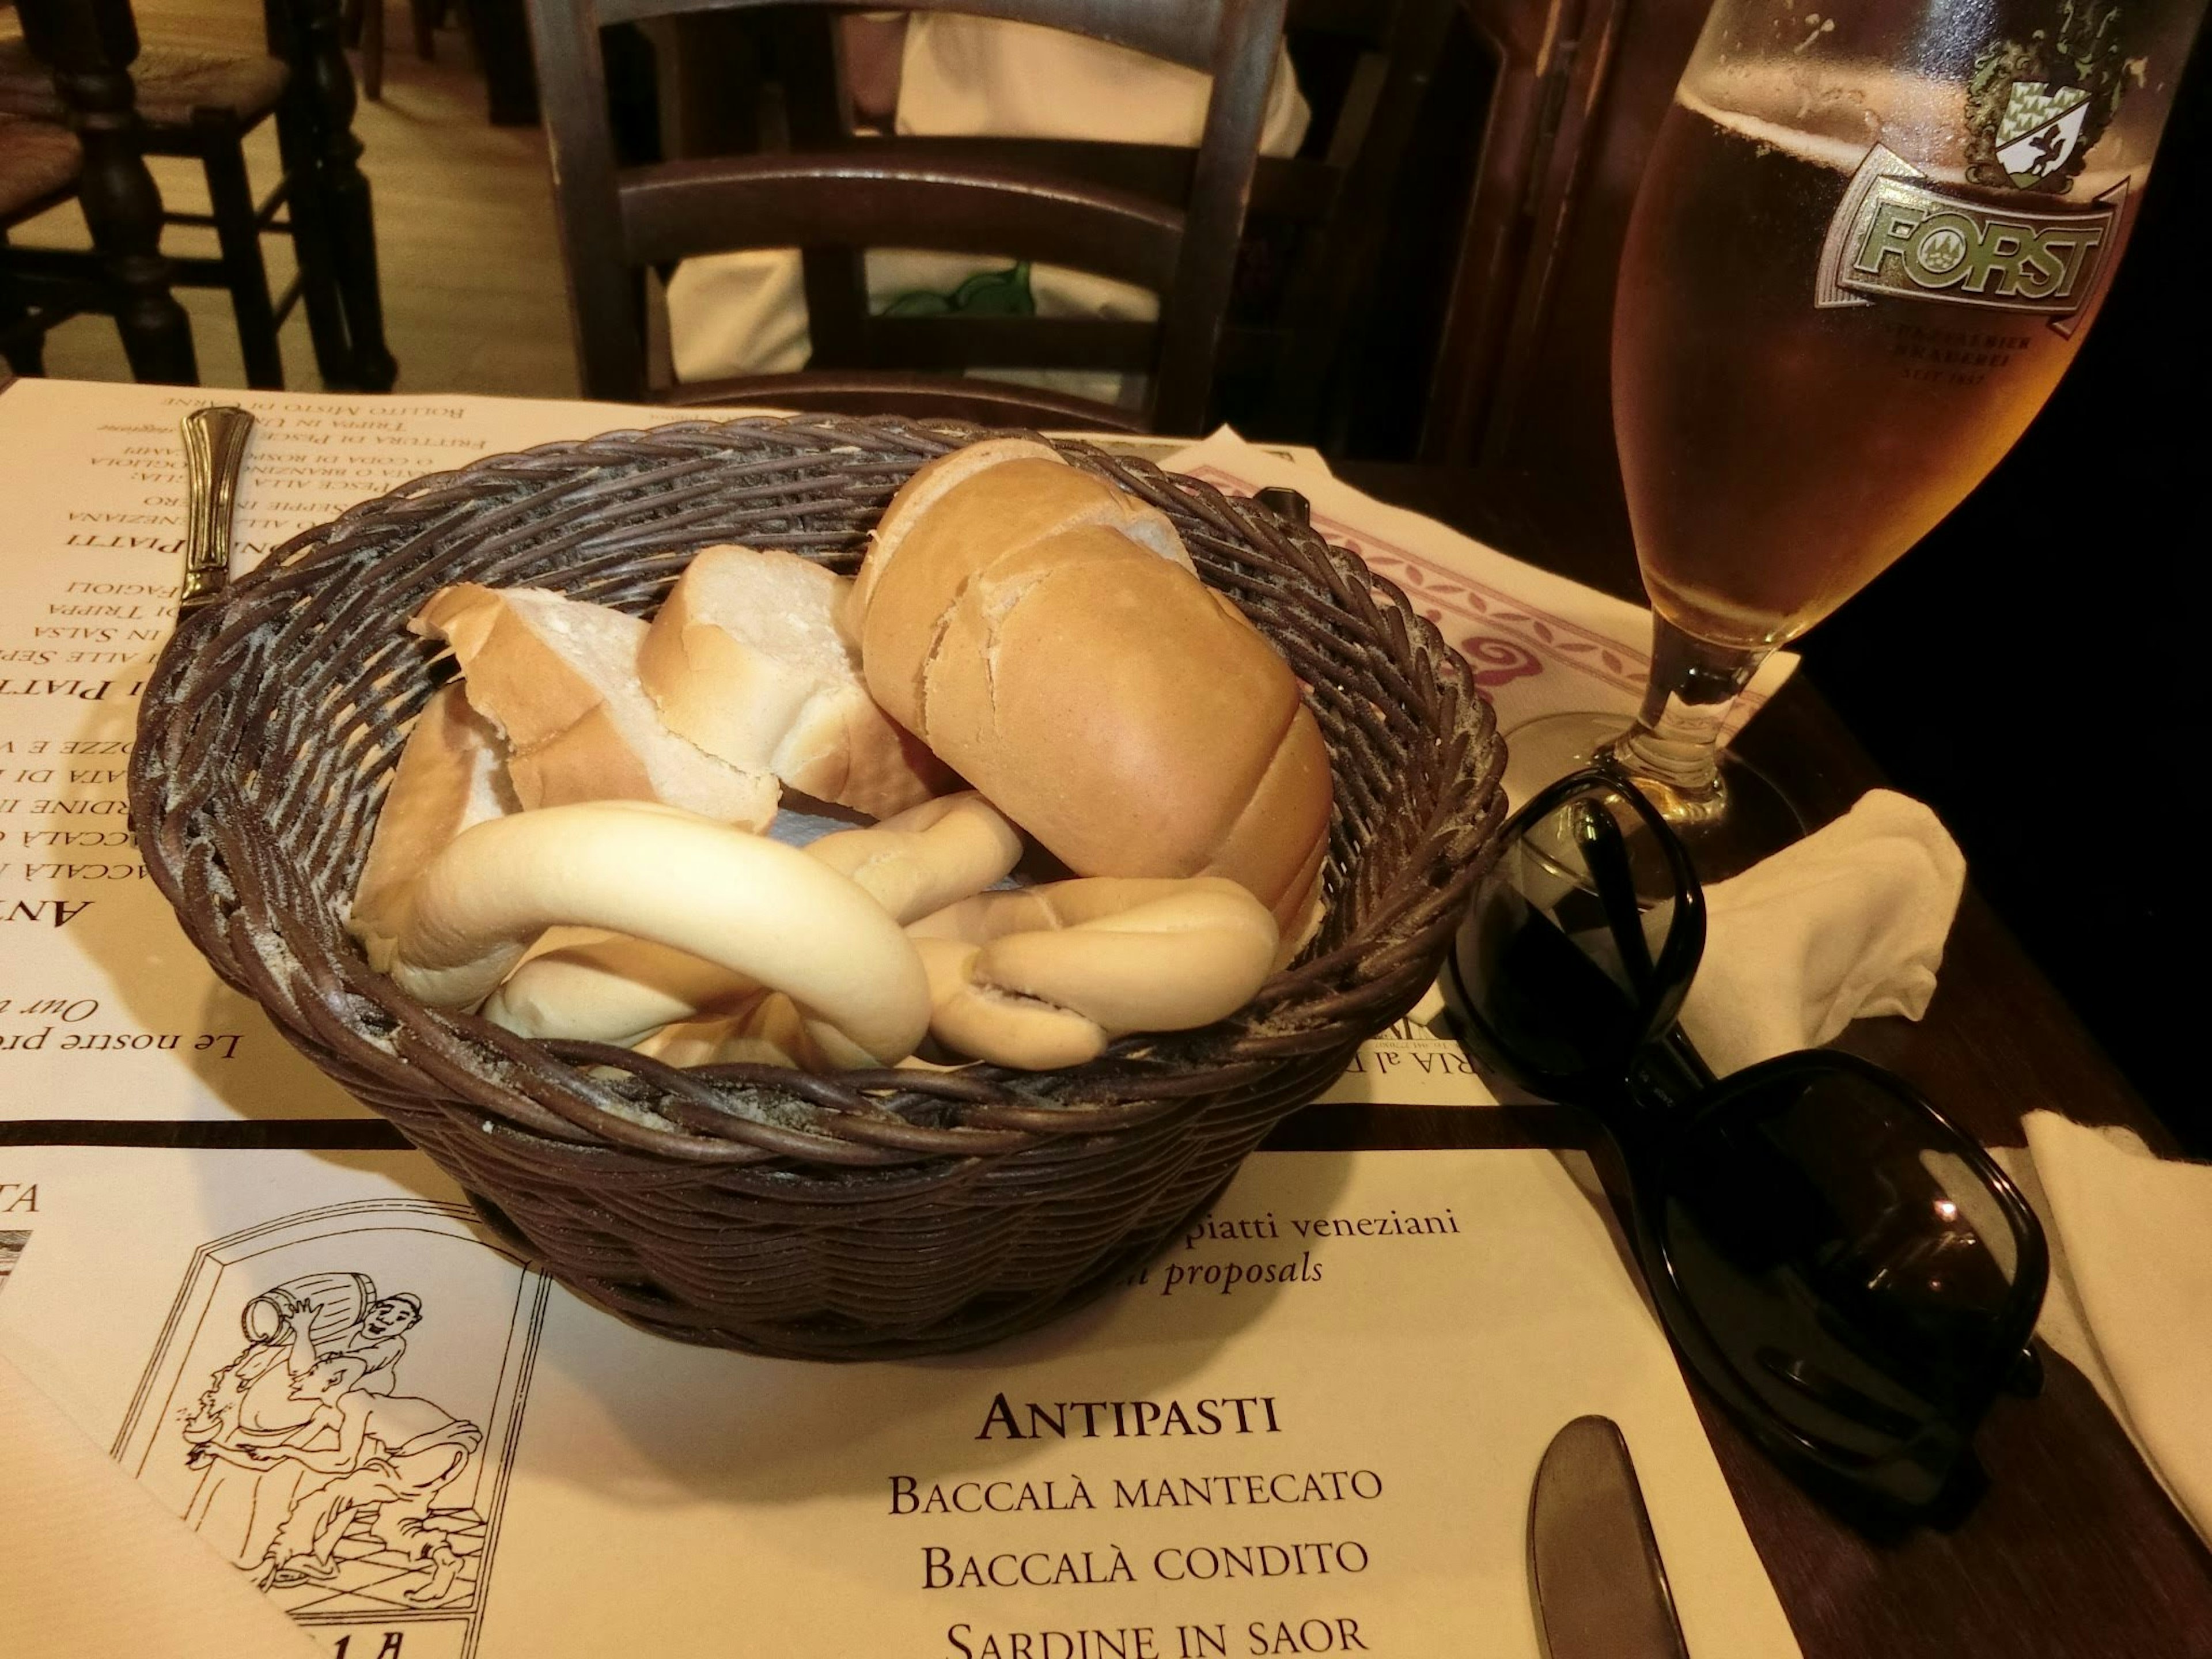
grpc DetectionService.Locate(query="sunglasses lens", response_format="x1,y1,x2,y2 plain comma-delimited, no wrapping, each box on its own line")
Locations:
1656,1056,2038,1503
1448,779,1696,1085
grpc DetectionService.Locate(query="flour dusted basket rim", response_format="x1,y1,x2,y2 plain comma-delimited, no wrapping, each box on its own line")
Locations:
130,416,1507,1361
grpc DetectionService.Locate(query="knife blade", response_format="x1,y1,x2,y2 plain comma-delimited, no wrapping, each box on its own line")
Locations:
1528,1415,1690,1659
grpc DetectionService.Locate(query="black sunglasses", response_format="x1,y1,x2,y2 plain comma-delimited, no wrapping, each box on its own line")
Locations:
1438,766,2048,1531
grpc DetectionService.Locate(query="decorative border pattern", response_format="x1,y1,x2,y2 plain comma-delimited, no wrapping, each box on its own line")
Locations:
1181,463,1773,718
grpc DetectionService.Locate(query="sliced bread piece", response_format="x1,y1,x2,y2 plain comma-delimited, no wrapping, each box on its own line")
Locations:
411,584,778,830
349,682,518,969
639,544,952,819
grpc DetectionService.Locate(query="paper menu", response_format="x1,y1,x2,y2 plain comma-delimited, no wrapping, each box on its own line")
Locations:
0,1142,1798,1659
0,378,713,1126
0,380,1495,1123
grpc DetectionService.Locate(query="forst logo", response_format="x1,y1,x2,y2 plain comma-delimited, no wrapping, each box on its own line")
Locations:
1815,145,2123,330
1849,176,2108,308
1811,3,2131,331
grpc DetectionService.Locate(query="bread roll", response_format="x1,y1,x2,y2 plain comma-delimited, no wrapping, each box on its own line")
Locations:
638,545,950,818
854,456,1192,713
855,504,1331,933
411,584,778,830
349,683,518,968
846,437,1059,625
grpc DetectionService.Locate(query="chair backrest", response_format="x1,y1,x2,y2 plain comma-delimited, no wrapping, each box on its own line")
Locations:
764,1,1461,437
1414,0,1708,525
528,0,1302,430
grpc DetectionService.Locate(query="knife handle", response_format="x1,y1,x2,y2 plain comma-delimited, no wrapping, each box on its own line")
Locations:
180,406,256,613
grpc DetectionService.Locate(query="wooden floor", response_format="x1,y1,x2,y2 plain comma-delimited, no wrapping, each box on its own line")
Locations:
14,0,579,399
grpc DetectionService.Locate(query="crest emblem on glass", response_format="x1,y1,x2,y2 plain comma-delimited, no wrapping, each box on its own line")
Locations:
1504,0,2205,871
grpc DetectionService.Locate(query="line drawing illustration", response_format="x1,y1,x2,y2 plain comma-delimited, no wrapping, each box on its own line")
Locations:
114,1200,550,1659
0,1229,30,1293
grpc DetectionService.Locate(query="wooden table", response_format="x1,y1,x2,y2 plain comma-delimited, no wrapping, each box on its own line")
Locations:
1312,459,2212,1659
0,419,2199,1656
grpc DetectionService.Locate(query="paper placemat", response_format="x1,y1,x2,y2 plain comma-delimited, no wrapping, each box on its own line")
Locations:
0,1142,1798,1659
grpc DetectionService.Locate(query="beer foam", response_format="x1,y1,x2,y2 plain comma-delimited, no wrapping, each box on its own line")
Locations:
1678,62,2128,196
1677,63,1968,179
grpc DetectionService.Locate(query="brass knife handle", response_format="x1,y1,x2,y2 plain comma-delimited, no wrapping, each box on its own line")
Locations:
179,406,256,613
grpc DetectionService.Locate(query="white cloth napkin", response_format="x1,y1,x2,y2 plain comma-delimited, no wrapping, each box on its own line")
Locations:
0,1350,321,1658
2018,1112,2212,1546
1679,790,1967,1075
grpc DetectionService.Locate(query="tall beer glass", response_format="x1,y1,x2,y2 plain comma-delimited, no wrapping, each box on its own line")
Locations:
1506,0,2204,870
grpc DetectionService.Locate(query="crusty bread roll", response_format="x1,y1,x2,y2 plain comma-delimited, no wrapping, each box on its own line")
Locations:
349,684,518,968
908,876,1279,1070
387,801,930,1066
853,498,1331,934
638,545,951,819
412,584,778,830
847,438,1054,624
851,451,1192,668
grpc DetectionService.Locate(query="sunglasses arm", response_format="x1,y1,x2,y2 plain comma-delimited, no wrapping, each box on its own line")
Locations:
1628,1025,1721,1118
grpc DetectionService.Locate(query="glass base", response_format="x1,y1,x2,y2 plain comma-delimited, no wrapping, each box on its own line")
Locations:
1502,710,1806,881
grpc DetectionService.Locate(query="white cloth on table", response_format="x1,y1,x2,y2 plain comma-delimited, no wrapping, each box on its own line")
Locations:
665,15,1311,402
1679,789,1966,1075
2017,1111,2212,1547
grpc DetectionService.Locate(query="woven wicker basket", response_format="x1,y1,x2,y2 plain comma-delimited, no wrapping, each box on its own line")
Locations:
131,416,1506,1360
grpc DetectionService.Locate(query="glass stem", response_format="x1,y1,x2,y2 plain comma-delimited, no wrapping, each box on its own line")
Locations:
1606,614,1772,817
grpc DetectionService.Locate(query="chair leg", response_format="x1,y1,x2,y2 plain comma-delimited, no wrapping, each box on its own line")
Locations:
275,0,397,390
22,4,198,384
410,0,441,60
359,0,385,103
274,135,355,388
196,115,286,391
0,235,47,377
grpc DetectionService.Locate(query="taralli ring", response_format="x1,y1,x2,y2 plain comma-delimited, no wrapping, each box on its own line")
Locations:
804,791,1027,925
908,877,1280,1070
388,800,931,1065
481,931,756,1049
481,792,1024,1050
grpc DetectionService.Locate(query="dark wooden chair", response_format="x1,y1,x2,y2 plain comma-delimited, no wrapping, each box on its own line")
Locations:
0,110,81,373
343,0,450,102
0,5,196,382
526,0,1455,434
1,0,396,391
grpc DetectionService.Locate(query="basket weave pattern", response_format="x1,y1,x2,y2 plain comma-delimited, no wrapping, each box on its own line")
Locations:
132,417,1507,1359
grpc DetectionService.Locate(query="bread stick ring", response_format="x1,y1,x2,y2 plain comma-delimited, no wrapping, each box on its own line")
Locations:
479,792,1023,1051
388,801,930,1065
482,934,756,1049
909,877,1279,1070
804,791,1025,925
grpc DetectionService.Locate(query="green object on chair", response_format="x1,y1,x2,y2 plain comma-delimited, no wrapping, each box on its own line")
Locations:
877,262,1036,319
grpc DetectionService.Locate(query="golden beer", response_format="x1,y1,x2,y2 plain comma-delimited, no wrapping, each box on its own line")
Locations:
1612,68,2133,650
